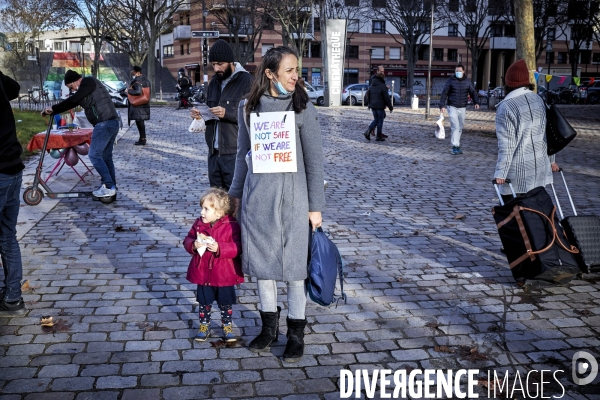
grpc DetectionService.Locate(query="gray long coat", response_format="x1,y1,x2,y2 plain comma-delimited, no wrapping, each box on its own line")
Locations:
229,94,325,281
494,87,555,195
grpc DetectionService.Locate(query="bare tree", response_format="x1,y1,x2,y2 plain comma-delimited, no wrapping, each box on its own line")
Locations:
65,0,116,79
553,0,596,82
531,0,567,61
0,0,72,79
208,0,267,65
439,0,511,88
266,0,315,71
370,0,444,91
103,0,149,67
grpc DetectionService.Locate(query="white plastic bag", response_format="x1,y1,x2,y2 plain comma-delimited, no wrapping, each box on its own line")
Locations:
188,118,205,133
435,114,445,139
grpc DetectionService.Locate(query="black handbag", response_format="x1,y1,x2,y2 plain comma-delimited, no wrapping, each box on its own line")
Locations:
545,103,577,155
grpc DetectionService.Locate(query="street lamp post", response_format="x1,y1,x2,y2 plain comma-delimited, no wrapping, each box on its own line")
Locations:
546,40,553,90
465,39,470,78
80,37,86,77
202,1,209,83
367,48,373,82
425,0,434,120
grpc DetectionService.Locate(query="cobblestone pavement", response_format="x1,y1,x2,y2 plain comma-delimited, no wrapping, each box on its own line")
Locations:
2,104,600,399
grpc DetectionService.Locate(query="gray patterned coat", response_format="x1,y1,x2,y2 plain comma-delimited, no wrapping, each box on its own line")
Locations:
229,94,325,281
494,87,555,195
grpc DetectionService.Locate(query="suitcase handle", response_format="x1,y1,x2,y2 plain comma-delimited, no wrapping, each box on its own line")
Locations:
550,169,578,220
493,179,516,206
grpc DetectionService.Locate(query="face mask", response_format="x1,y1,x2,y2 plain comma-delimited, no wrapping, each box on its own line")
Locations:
273,78,289,95
455,71,463,79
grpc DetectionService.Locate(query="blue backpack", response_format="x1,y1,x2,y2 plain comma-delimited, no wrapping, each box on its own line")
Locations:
306,227,347,307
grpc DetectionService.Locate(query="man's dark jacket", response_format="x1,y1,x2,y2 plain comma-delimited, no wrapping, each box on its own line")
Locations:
439,75,479,109
0,70,24,175
52,76,118,126
204,69,254,155
368,75,393,111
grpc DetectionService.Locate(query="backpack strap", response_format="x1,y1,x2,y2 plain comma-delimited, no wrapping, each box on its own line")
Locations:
322,227,347,307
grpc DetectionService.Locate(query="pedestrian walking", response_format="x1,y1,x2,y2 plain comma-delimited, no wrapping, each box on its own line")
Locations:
183,188,243,342
127,66,151,146
229,46,325,363
364,70,393,142
0,70,27,316
190,39,254,191
494,59,559,202
439,64,480,155
176,68,191,110
42,69,120,199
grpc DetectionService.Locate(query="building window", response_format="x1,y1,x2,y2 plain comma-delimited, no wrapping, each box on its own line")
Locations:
163,44,173,58
546,52,554,64
465,0,476,12
187,44,191,54
345,0,359,5
448,49,458,61
448,0,459,12
262,43,273,56
371,46,384,59
240,42,254,62
490,24,503,37
433,48,444,61
346,45,359,59
593,53,600,63
180,44,184,55
466,24,477,37
53,42,63,51
547,28,555,41
505,24,515,37
389,47,401,60
581,50,591,64
372,20,385,34
348,19,360,33
372,0,386,7
310,41,321,58
262,16,275,30
314,18,320,32
558,52,568,64
448,24,458,37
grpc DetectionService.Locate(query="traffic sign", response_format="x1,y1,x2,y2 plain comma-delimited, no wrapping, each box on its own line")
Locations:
27,55,37,61
192,31,219,38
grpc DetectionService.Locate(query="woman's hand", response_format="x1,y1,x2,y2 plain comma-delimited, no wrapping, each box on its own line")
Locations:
231,197,241,217
207,241,219,253
190,108,200,119
309,212,322,231
495,178,505,184
551,162,560,172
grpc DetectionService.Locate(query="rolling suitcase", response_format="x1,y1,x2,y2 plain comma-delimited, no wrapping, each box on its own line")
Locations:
492,180,580,284
549,170,600,273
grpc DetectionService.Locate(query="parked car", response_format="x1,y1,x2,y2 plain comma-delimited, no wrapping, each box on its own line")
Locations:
586,81,600,104
342,83,401,105
304,82,324,106
312,84,325,91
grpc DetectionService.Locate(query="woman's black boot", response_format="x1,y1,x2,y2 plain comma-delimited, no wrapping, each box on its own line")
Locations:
363,128,371,141
248,306,280,352
375,134,385,142
134,138,146,146
282,317,307,363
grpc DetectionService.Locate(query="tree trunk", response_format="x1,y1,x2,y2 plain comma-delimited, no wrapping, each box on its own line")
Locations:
513,0,536,89
471,46,479,89
147,22,157,99
406,42,416,93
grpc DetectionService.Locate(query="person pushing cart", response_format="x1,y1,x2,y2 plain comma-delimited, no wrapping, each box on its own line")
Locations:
41,70,120,202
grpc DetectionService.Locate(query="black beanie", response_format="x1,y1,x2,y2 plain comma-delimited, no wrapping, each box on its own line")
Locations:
209,39,235,63
64,70,82,85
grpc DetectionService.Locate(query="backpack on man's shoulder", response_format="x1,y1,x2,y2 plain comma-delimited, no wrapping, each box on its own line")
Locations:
306,227,347,307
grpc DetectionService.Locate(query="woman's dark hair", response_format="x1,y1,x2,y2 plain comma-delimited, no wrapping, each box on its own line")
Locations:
132,65,142,73
504,83,535,95
245,46,309,116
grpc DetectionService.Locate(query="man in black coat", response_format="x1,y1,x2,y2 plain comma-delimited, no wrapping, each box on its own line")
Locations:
43,70,120,198
176,68,191,109
365,72,393,142
190,39,254,190
439,64,479,155
0,70,28,316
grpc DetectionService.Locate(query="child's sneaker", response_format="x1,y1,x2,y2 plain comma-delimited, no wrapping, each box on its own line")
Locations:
194,323,210,342
222,323,236,342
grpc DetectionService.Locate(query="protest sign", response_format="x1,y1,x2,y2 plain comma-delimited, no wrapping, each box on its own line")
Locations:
249,111,297,173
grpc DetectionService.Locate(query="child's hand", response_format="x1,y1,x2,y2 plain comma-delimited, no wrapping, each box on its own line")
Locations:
207,241,219,253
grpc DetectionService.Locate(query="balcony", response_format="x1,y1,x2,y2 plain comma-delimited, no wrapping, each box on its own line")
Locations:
211,22,254,37
177,0,190,11
174,25,192,40
490,36,516,50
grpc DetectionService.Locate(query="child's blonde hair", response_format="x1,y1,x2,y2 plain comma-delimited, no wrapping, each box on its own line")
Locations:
200,188,231,217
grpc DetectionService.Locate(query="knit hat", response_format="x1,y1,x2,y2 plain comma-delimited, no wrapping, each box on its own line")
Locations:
209,39,235,63
505,59,530,88
64,70,82,85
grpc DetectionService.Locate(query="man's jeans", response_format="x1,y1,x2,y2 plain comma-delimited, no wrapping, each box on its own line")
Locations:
0,171,23,302
88,119,120,188
447,106,466,148
368,109,386,134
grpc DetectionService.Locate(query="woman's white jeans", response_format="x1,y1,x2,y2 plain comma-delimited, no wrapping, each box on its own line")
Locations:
258,279,307,320
447,106,466,148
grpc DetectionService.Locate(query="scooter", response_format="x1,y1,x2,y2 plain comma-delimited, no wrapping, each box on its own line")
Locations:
102,82,128,108
23,118,116,206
